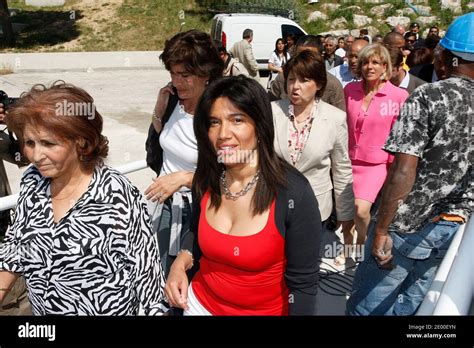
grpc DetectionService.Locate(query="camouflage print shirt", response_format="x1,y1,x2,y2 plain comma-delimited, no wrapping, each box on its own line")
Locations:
383,75,473,233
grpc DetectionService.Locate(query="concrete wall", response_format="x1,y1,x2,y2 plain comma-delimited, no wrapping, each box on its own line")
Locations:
0,51,164,73
25,0,65,6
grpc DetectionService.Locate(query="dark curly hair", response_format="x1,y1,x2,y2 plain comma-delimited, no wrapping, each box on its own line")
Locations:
6,81,109,171
160,29,224,82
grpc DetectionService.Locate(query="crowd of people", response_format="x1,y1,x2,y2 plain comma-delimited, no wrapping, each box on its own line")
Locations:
263,22,446,91
0,12,472,316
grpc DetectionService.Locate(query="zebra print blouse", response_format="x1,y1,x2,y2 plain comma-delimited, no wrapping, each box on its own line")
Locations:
0,165,168,315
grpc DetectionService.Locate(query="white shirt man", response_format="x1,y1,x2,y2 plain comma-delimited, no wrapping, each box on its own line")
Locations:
329,38,368,87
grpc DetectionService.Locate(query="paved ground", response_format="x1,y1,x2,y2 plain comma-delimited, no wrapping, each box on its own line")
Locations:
1,68,351,315
1,69,162,193
1,69,269,194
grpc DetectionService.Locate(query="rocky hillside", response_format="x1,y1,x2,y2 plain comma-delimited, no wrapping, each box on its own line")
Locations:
2,0,212,52
302,0,474,38
2,0,473,52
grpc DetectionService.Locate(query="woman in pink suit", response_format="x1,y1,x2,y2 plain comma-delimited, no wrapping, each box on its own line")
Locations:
344,44,408,253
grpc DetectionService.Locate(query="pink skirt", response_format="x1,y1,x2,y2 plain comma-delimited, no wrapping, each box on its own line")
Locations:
352,159,390,203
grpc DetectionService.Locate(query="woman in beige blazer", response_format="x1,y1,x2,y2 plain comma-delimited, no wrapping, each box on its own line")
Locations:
272,49,355,265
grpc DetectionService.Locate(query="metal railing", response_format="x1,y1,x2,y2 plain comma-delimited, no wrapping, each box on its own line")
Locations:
0,160,149,212
417,213,474,315
1,160,472,315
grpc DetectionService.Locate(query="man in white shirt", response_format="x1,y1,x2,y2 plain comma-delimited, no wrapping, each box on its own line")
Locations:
329,39,368,87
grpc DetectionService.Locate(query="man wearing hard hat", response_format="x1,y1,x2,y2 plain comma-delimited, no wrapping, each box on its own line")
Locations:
347,12,473,316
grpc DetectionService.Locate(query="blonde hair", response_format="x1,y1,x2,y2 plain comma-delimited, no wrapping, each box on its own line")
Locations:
356,44,392,81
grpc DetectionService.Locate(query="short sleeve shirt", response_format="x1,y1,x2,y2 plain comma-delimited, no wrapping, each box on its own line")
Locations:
268,51,290,80
0,165,168,315
159,102,198,179
383,76,473,233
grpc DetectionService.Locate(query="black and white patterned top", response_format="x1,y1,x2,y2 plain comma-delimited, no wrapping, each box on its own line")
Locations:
0,165,168,315
384,76,473,233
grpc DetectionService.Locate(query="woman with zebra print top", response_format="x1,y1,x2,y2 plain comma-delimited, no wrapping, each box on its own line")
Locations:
0,82,168,315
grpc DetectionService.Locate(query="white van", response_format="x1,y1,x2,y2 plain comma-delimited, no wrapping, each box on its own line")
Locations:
211,13,307,71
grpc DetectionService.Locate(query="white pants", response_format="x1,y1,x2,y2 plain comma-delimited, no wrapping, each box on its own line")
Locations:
183,283,212,316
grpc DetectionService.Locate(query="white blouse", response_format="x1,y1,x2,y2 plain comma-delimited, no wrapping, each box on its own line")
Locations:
159,102,198,180
268,51,291,81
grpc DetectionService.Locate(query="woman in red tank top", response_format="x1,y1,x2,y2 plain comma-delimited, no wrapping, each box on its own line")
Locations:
164,76,322,315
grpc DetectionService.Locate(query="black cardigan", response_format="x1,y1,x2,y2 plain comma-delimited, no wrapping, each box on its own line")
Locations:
182,167,322,315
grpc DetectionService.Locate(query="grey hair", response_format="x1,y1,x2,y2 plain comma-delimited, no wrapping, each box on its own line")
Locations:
325,35,337,44
243,28,253,39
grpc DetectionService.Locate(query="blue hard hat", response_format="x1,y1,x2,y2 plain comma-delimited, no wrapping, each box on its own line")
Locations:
440,12,474,58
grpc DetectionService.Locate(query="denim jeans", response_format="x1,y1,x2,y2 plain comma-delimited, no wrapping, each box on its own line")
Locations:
346,219,460,315
155,198,192,279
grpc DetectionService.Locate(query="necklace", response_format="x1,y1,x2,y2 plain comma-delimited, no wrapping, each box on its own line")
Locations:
220,170,260,201
292,99,318,124
289,100,318,165
295,111,312,125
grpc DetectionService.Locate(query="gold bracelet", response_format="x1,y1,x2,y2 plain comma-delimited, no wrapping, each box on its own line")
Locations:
177,249,194,269
152,109,162,124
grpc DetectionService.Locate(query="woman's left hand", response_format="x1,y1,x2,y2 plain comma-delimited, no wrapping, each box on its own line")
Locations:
144,171,190,203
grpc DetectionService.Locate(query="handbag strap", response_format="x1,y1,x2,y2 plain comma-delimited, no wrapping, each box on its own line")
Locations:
145,92,180,175
162,92,180,125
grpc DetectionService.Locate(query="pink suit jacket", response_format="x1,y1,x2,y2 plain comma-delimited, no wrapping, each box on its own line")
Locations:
344,80,408,164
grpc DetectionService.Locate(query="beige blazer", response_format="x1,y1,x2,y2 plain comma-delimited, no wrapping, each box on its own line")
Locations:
223,57,249,77
229,39,259,78
272,99,354,221
267,71,346,111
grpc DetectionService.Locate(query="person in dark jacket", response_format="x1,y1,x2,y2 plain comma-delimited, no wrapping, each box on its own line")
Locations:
388,47,426,94
165,76,322,315
324,35,344,70
409,44,447,82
